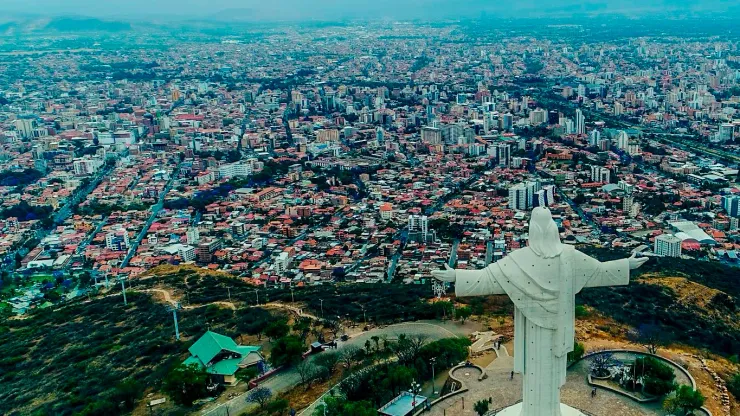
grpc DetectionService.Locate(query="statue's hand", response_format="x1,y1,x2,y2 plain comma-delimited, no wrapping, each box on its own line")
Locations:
628,252,649,270
431,264,456,283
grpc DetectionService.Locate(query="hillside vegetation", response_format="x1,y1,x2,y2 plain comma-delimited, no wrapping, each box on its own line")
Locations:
0,292,265,416
577,247,740,356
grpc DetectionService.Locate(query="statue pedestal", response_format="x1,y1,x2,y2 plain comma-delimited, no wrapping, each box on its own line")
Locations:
495,402,586,416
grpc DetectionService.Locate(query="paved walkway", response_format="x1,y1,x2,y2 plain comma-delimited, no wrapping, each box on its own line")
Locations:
426,352,671,416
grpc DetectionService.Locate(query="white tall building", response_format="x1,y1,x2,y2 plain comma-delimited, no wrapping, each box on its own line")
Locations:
654,234,682,258
529,108,547,125
618,180,635,194
614,102,624,116
14,118,37,138
616,130,630,150
623,195,634,213
186,227,200,245
590,166,610,183
534,185,556,207
719,123,735,142
408,215,430,241
275,251,291,274
105,227,130,251
509,185,528,211
575,109,586,135
589,130,601,147
525,181,542,207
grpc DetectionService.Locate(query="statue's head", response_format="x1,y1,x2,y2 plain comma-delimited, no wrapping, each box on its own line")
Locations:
528,207,564,258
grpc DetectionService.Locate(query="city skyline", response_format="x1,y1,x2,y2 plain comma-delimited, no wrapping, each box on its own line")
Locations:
1,0,738,21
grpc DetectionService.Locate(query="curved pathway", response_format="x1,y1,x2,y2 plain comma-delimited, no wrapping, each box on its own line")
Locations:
426,351,680,416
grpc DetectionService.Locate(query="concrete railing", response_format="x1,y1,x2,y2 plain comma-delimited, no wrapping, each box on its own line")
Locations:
578,349,712,416
412,363,485,416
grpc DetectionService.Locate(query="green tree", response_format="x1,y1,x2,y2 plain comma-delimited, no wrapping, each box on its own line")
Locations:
266,398,289,415
296,360,320,390
265,320,290,341
314,350,341,375
728,373,740,399
270,336,305,367
632,357,676,396
567,341,585,364
314,396,376,416
78,400,116,416
112,377,143,411
474,399,490,416
664,385,705,415
387,365,415,395
236,367,259,384
432,301,453,321
293,317,314,344
456,306,472,324
162,363,209,405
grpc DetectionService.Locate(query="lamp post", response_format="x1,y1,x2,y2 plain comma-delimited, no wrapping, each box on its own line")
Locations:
320,298,324,319
430,357,437,395
119,277,128,306
254,289,259,305
410,379,421,407
168,302,182,340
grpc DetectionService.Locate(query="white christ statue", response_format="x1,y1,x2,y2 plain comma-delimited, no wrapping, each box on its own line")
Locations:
432,207,648,416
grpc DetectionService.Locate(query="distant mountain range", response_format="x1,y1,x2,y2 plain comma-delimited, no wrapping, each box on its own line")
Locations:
0,16,131,34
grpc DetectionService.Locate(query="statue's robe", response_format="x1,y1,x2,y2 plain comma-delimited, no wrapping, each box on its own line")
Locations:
455,245,630,416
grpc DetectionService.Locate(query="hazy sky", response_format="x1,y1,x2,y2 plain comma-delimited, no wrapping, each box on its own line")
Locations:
1,0,734,20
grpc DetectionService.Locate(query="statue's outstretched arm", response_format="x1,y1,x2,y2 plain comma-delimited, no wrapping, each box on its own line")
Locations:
432,264,506,297
577,251,647,290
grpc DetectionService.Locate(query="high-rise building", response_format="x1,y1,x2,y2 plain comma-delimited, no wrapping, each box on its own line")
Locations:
316,129,340,143
421,127,443,145
501,113,514,131
525,181,542,207
186,227,200,245
73,158,102,176
548,110,560,125
722,195,740,217
619,180,635,194
731,217,739,231
577,84,587,98
590,165,610,183
534,185,556,207
616,130,630,150
529,108,547,125
105,227,130,251
719,123,735,142
575,109,586,135
14,117,37,139
589,130,601,147
508,184,528,211
614,102,624,116
654,234,682,258
496,143,511,167
623,195,634,213
408,215,431,242
409,215,428,234
508,181,542,211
